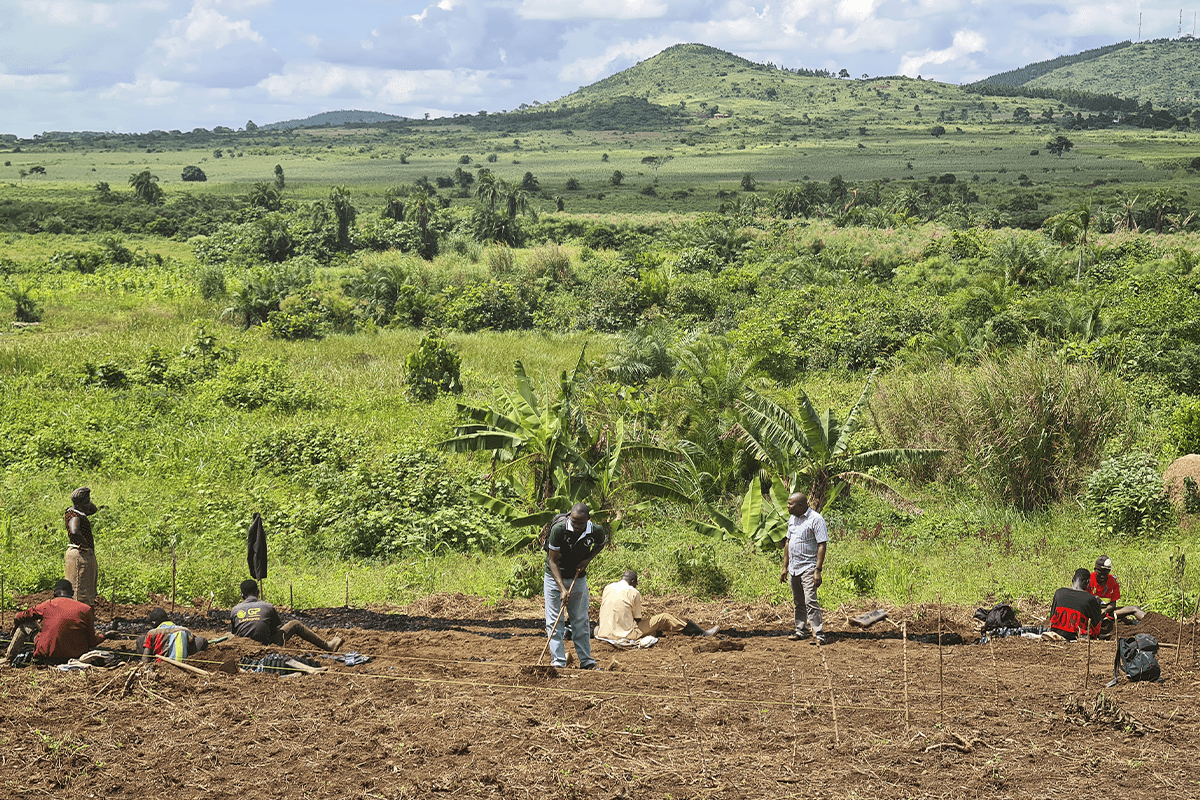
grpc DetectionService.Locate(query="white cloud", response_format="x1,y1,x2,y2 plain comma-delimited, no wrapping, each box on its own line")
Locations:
142,2,283,87
517,0,668,21
899,29,986,76
558,35,678,83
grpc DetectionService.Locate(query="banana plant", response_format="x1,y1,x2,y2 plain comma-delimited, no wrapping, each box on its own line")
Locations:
440,349,632,551
734,369,945,520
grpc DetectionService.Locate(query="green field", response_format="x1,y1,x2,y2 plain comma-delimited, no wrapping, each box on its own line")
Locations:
1,43,1199,619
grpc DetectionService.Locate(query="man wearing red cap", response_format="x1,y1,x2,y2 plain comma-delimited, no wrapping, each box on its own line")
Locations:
1088,555,1145,634
65,487,100,607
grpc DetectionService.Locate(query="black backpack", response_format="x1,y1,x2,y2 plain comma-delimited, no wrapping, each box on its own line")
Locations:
539,512,571,550
973,604,1020,631
1107,633,1161,687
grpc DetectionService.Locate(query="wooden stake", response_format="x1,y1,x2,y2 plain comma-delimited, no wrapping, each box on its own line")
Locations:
344,573,349,608
170,545,177,613
937,595,944,720
790,668,798,766
1190,591,1200,666
1084,623,1091,690
1,572,5,629
156,654,211,677
1179,585,1187,667
987,632,1000,699
677,652,695,707
902,621,910,731
817,639,840,745
290,583,294,611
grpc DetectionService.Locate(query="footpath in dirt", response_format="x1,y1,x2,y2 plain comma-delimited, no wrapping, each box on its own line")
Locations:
3,592,1200,799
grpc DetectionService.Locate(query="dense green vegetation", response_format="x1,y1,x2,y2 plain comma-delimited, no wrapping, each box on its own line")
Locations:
1,42,1199,617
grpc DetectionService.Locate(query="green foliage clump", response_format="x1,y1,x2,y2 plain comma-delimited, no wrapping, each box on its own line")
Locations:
403,330,463,402
6,282,43,322
314,447,508,558
204,358,318,412
1085,452,1173,536
504,554,543,599
248,424,362,475
440,280,536,332
670,543,730,597
1169,396,1200,457
838,560,878,596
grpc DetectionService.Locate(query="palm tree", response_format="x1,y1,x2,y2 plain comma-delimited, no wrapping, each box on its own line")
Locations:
128,170,163,204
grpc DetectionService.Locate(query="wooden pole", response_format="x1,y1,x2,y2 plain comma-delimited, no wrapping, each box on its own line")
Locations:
902,621,910,732
790,668,798,766
1190,591,1200,666
987,632,1000,699
170,545,177,613
1,572,5,629
1179,585,1187,666
937,595,944,720
344,573,349,608
817,638,840,745
290,583,294,611
156,654,211,677
677,652,695,707
1083,623,1091,690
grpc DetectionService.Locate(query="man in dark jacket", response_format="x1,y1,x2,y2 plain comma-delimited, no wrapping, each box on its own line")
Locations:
2,579,105,665
231,580,344,651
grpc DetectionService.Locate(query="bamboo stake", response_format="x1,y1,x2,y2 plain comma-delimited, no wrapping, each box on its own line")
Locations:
817,639,839,745
170,545,177,613
344,573,349,608
1,572,5,629
290,583,294,611
1190,591,1200,666
902,621,910,731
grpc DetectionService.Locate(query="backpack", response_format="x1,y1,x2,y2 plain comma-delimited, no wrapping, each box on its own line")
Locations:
539,512,571,550
973,604,1020,631
1107,633,1161,687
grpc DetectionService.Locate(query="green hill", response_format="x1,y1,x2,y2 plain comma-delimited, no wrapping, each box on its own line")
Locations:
978,37,1200,109
262,109,409,130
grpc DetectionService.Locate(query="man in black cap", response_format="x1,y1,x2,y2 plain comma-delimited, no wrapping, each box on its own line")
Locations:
65,487,100,607
2,579,106,666
231,580,344,652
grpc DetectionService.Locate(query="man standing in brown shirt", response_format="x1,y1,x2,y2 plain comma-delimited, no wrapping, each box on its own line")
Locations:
64,487,99,607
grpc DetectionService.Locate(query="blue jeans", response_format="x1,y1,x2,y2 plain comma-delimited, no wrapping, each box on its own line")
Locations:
544,574,593,668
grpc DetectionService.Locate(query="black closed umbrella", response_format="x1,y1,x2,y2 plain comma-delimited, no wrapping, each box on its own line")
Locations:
247,512,267,586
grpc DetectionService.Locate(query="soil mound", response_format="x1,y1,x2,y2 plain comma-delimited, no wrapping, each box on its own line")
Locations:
1164,453,1200,508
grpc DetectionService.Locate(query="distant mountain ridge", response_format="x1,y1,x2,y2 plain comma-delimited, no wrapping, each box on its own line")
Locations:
260,110,409,130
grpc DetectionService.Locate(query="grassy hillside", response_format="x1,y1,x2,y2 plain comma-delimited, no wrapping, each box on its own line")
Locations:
1011,38,1200,109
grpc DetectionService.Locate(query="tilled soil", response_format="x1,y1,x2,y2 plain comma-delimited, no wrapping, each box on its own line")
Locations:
4,593,1200,799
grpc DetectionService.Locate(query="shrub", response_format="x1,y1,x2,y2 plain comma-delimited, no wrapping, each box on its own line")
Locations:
248,424,361,475
504,554,543,598
838,560,878,596
1085,452,1174,536
196,265,226,300
6,283,42,322
1169,396,1200,457
181,166,207,182
670,543,730,598
440,280,536,332
205,358,318,412
403,330,463,402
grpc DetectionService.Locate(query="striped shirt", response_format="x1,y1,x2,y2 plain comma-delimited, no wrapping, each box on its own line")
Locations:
785,508,828,576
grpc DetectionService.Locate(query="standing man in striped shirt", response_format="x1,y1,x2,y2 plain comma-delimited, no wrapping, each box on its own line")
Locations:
780,492,829,645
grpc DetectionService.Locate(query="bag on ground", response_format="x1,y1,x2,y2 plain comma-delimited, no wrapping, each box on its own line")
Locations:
1107,633,1160,686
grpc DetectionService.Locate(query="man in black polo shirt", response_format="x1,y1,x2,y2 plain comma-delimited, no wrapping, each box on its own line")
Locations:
1049,568,1102,641
231,580,344,652
544,503,608,670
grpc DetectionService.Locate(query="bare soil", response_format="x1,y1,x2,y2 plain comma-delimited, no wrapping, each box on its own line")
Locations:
4,593,1200,799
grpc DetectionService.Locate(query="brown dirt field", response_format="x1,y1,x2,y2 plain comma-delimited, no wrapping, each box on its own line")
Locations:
4,593,1200,799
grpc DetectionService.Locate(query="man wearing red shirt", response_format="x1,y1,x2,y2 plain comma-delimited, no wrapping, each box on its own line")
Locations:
1088,555,1145,634
1,579,105,665
1049,568,1102,641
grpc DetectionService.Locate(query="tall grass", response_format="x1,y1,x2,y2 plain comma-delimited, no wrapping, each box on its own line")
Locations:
873,345,1132,510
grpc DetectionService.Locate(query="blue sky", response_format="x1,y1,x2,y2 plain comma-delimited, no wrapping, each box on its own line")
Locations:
1,1,1189,137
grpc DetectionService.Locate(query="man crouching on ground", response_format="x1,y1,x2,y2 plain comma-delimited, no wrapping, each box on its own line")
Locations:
231,579,344,652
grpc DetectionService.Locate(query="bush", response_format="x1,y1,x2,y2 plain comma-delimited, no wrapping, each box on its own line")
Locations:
838,560,878,596
1170,396,1200,457
403,330,463,402
1085,452,1174,536
504,554,543,599
181,166,207,182
196,265,226,300
248,424,361,475
205,358,318,412
440,280,536,332
670,543,730,597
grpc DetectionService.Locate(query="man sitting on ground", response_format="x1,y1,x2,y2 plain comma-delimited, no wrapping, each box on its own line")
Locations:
1049,568,1103,641
231,580,344,652
140,607,208,663
1089,555,1146,635
1,579,105,666
596,570,718,644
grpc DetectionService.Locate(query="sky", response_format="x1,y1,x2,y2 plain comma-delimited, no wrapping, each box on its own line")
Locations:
1,1,1192,137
